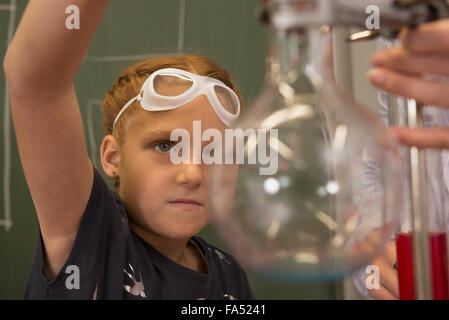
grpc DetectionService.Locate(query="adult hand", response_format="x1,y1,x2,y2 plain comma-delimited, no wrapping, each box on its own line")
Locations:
368,20,449,149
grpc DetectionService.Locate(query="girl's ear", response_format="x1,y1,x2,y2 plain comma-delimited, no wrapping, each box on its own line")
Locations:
100,135,121,178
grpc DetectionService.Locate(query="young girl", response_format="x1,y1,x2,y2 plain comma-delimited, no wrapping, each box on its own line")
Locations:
4,0,253,299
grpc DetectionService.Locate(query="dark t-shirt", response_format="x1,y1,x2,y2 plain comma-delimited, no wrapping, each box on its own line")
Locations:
24,164,254,300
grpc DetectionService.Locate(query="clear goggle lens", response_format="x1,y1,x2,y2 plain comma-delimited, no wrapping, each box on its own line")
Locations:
153,73,239,115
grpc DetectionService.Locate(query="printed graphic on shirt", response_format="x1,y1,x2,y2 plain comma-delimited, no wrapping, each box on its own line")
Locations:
123,263,147,298
92,279,98,300
197,294,236,300
208,247,231,264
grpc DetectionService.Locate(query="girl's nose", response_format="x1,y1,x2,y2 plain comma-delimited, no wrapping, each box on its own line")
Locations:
175,163,203,188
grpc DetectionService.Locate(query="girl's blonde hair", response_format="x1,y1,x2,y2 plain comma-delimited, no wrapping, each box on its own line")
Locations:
101,54,242,190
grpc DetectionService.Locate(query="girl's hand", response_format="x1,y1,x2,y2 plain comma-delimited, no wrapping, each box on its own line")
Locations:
368,20,449,149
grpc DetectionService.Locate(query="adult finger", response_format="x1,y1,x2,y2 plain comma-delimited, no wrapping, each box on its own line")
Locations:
400,20,449,55
389,127,449,149
368,67,449,109
372,243,399,297
372,47,449,77
368,284,398,300
373,261,399,297
378,240,397,270
368,283,398,300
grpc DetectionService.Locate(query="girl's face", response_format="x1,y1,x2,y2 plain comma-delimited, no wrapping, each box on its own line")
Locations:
107,94,237,241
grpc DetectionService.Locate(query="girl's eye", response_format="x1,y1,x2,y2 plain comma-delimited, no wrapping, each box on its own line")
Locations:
154,142,173,153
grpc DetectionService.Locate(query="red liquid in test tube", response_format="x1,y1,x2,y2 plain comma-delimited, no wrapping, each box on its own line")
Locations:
396,231,449,300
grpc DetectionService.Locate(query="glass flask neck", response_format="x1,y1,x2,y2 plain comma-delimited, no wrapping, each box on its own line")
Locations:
267,28,307,85
266,24,330,97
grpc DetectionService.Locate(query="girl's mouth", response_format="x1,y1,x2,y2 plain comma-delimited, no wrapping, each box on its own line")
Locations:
169,199,203,210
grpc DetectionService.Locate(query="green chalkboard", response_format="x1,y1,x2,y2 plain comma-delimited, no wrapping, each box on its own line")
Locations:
0,0,337,299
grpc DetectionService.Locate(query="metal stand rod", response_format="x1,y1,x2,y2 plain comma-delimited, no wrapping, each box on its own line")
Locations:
408,100,432,300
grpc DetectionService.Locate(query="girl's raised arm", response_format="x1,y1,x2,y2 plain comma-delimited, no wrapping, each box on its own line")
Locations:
3,0,109,280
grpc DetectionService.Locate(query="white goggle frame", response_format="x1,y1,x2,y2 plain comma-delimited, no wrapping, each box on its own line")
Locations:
112,68,241,131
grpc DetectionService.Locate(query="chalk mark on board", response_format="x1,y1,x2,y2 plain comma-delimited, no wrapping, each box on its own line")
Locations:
85,0,187,168
0,0,188,231
178,0,185,52
87,99,103,169
87,52,184,63
1,0,17,232
88,0,186,62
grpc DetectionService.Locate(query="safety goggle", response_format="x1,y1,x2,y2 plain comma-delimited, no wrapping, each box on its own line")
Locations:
112,68,241,131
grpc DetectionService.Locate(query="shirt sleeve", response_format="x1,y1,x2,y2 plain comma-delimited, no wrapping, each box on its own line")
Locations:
24,161,124,299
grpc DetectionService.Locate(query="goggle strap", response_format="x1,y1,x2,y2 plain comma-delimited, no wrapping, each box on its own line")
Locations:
112,95,139,132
